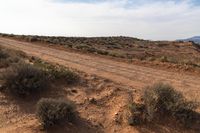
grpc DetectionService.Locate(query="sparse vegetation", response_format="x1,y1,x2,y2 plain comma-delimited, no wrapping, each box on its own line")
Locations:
0,47,25,68
129,83,199,128
0,47,80,98
0,49,9,59
0,33,200,132
36,98,75,128
0,48,10,68
1,33,200,70
33,58,80,84
0,46,81,131
128,103,145,126
144,83,198,125
3,63,49,97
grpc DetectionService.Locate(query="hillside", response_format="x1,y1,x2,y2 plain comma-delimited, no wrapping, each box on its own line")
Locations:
1,33,200,74
179,36,200,43
0,37,199,133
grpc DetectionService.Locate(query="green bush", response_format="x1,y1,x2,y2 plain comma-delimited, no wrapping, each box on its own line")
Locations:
129,83,198,128
0,49,9,59
96,50,109,55
49,67,79,84
3,63,49,96
33,60,79,84
0,49,9,68
143,83,198,127
0,59,9,68
36,98,75,128
0,48,25,68
128,103,145,126
159,56,168,62
25,36,38,42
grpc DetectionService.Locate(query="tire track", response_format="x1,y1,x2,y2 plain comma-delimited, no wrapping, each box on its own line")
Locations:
1,39,200,88
0,38,200,96
1,39,199,84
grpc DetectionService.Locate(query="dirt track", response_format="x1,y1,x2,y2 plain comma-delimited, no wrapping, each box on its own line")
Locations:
0,38,199,100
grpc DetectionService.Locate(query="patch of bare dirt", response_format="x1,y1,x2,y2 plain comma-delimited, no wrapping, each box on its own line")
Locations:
0,38,199,133
2,34,200,75
0,38,199,101
1,73,198,133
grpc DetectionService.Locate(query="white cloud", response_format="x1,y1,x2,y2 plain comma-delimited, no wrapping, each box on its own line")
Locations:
0,0,199,40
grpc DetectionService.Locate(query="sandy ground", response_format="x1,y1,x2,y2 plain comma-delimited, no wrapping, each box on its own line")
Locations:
0,38,199,101
0,38,199,133
0,74,198,133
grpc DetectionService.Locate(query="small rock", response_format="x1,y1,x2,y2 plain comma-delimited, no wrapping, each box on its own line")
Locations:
71,89,78,93
113,129,117,133
103,79,111,83
114,112,121,124
0,84,2,90
89,98,97,104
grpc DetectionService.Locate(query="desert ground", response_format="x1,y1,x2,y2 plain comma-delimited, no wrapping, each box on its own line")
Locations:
0,36,199,133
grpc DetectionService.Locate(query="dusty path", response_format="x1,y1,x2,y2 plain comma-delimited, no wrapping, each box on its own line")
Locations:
0,38,200,100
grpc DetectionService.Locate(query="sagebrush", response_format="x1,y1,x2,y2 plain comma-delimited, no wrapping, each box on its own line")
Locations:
128,103,145,126
0,48,24,68
33,59,79,84
36,98,75,128
129,83,199,128
0,49,9,59
3,63,49,96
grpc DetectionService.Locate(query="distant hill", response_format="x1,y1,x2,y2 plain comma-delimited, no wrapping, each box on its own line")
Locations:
179,36,200,44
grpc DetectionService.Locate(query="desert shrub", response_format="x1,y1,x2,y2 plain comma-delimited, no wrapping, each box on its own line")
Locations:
8,34,14,37
3,63,49,96
128,103,145,126
172,102,199,128
6,56,21,64
106,43,121,49
159,56,168,62
36,98,75,128
43,38,51,43
52,38,59,44
24,37,33,42
129,83,198,128
0,33,8,37
96,50,109,55
182,59,200,67
74,44,98,53
0,49,10,68
0,48,25,68
157,43,168,47
0,59,11,68
86,47,96,53
143,83,181,121
26,36,38,42
74,44,90,50
33,59,79,84
49,66,79,84
143,83,198,127
108,52,120,57
0,49,9,59
167,57,179,64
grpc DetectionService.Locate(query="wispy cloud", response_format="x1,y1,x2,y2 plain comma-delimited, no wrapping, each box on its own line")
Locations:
0,0,199,40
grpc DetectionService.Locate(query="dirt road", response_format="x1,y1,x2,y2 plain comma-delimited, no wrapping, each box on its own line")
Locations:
0,38,199,99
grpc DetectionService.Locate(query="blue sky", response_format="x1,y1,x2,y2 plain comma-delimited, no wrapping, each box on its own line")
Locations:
0,0,199,40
